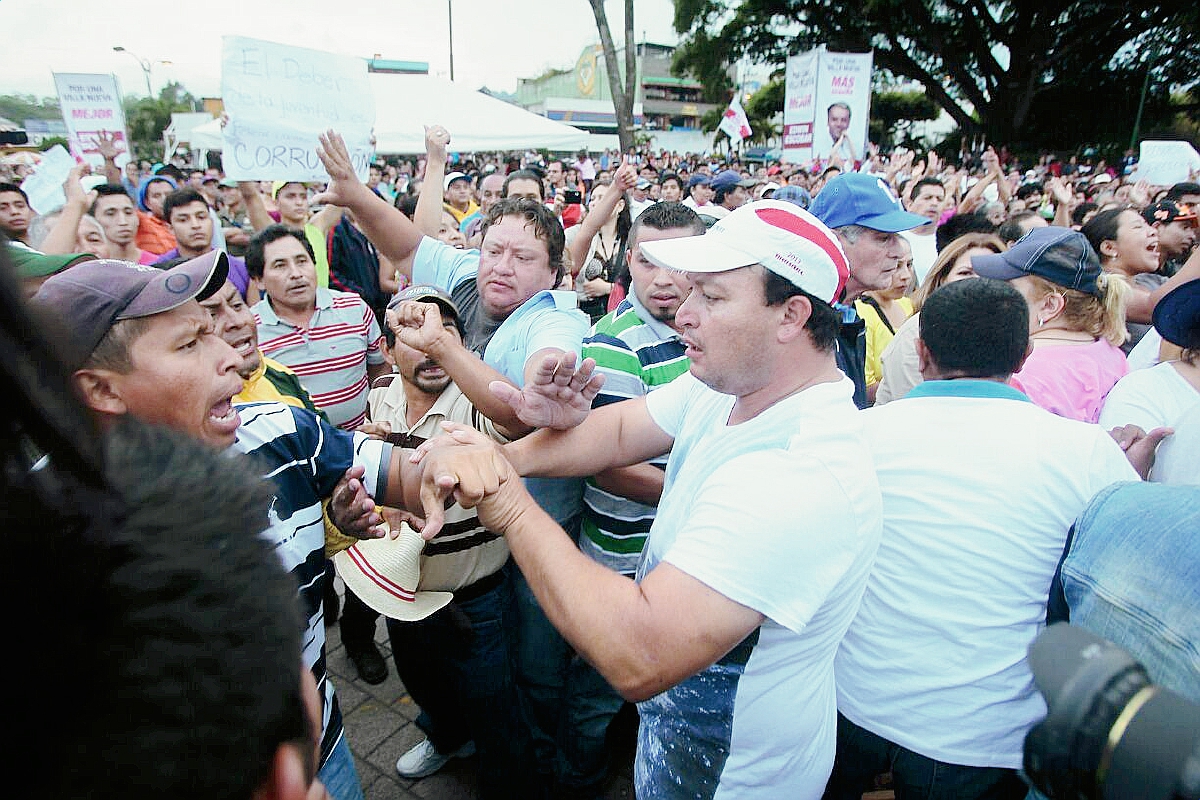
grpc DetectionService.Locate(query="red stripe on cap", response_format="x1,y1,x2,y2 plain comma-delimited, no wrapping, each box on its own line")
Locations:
755,207,850,298
347,545,417,603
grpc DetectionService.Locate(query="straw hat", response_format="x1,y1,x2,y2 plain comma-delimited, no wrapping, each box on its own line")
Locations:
332,522,453,622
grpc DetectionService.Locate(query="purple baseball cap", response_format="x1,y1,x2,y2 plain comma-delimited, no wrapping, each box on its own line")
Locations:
31,250,229,369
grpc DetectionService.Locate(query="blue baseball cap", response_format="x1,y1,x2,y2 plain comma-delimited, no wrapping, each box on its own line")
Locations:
970,227,1102,297
710,169,757,191
687,174,712,188
810,173,928,232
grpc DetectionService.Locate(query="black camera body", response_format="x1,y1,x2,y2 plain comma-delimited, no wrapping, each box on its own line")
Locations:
1024,624,1200,800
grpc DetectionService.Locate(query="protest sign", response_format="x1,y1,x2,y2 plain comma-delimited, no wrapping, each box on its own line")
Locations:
221,36,375,182
783,48,873,166
1130,141,1200,187
19,145,76,215
782,50,819,164
52,73,130,170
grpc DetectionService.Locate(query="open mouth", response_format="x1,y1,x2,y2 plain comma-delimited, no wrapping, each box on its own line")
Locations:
208,394,241,433
230,335,256,359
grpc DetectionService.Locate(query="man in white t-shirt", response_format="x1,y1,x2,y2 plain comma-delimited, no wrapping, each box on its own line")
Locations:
428,200,883,798
826,278,1141,800
898,177,945,284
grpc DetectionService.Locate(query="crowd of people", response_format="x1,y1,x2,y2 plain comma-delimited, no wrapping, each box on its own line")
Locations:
3,120,1198,800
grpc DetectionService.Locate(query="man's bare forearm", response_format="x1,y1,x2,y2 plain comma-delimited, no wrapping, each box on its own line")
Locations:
504,399,670,479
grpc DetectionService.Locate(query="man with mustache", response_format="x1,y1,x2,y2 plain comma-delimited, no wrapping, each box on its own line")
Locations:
247,224,389,432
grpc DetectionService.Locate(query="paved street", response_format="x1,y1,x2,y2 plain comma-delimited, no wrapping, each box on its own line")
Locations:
326,579,637,799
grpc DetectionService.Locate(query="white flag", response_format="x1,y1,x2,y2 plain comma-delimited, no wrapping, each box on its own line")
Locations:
719,95,753,143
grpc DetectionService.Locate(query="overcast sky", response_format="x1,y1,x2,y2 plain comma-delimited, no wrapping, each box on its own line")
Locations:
2,0,681,101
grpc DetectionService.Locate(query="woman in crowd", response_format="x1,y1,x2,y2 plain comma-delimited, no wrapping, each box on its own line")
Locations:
857,237,915,402
1099,279,1200,483
875,232,1006,405
567,175,634,322
1082,207,1160,349
973,227,1129,423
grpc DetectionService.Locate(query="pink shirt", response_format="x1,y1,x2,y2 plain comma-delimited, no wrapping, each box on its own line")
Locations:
1010,339,1128,423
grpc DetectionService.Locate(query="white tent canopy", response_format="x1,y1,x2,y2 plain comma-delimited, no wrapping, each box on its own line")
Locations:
189,73,593,155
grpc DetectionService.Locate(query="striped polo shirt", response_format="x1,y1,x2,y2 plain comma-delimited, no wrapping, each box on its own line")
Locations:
253,287,385,430
230,401,392,770
579,292,689,576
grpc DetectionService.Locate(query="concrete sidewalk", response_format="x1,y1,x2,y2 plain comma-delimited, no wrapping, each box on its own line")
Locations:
325,579,636,800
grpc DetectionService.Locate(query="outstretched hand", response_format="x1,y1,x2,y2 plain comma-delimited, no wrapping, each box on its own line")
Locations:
313,130,369,208
489,352,604,430
95,130,121,162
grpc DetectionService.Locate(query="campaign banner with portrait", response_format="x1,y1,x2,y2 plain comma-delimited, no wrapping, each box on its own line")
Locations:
52,73,131,170
783,48,873,166
221,36,375,182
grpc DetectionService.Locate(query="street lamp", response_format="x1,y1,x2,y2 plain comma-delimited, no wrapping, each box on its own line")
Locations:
112,46,172,97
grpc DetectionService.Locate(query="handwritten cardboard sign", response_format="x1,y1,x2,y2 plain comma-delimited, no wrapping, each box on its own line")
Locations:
221,36,375,182
1130,141,1200,187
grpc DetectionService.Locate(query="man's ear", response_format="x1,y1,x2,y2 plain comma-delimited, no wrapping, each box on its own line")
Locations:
915,337,933,377
777,294,813,343
250,743,311,800
72,369,128,416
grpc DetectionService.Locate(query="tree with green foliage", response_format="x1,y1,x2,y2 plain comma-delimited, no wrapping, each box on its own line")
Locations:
671,0,1197,150
869,89,940,149
0,94,62,125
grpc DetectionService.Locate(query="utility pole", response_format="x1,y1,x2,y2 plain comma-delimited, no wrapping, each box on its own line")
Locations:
447,0,455,81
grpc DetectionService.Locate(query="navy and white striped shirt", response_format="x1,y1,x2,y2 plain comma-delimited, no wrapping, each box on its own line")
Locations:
231,401,392,768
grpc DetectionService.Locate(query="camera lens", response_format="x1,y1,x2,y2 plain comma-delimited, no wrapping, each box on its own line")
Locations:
1025,624,1200,800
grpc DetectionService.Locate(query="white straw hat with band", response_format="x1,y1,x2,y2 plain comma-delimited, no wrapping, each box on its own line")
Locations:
332,522,453,622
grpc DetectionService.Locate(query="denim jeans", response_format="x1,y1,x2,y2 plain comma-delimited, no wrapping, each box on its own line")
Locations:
512,557,626,792
1052,482,1200,703
823,713,1028,800
317,734,365,800
386,560,531,799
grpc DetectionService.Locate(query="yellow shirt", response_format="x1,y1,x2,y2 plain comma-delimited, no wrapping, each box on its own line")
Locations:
856,296,914,387
444,200,480,224
233,356,309,407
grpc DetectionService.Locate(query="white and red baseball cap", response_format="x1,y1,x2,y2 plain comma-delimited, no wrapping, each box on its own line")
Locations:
638,199,850,303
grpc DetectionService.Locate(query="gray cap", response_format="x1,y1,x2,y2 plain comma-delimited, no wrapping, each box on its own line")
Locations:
31,250,229,369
